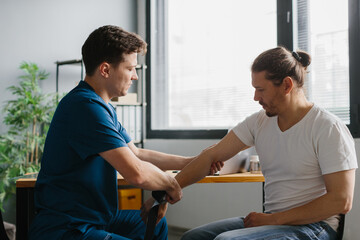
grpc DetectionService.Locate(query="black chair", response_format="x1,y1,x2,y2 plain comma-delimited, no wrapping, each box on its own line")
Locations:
0,211,10,240
337,214,345,240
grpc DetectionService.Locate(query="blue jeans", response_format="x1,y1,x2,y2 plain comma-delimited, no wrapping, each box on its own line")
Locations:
62,210,168,240
181,217,338,240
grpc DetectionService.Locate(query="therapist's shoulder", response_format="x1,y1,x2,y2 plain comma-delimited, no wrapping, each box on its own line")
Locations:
66,86,111,113
56,93,114,130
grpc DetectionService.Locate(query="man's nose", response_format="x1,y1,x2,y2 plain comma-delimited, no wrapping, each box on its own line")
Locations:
132,71,138,81
254,92,259,101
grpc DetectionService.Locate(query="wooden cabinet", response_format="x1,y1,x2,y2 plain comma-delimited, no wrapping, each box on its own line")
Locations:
118,188,142,210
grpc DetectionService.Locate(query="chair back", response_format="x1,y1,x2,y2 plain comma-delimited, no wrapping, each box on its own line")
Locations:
337,214,345,240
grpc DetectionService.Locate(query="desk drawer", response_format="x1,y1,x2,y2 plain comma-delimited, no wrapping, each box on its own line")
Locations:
118,188,142,210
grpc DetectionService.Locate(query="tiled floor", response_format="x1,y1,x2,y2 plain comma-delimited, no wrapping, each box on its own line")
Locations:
168,226,187,240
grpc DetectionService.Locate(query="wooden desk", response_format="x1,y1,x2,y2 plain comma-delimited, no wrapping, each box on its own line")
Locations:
196,172,264,184
118,172,264,185
16,172,264,188
16,172,264,239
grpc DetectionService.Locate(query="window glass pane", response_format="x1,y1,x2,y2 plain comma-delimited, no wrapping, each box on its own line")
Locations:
151,0,277,130
297,0,349,124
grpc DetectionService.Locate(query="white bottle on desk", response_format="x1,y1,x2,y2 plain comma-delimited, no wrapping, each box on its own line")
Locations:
250,155,261,174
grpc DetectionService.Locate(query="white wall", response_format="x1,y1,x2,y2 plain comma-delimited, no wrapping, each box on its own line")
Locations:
145,139,360,240
0,0,137,133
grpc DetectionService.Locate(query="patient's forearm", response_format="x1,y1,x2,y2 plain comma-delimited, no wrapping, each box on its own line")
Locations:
175,152,213,188
175,131,247,188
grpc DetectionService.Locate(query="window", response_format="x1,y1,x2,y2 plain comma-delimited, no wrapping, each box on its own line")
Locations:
146,0,360,138
147,0,276,138
296,0,349,123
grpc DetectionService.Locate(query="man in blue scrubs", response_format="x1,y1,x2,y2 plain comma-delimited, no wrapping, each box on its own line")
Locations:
29,25,196,240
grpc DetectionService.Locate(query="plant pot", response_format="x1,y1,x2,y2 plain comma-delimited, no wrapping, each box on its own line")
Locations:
2,193,16,224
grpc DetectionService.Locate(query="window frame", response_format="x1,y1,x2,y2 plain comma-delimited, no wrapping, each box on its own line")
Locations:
348,0,360,138
145,0,360,139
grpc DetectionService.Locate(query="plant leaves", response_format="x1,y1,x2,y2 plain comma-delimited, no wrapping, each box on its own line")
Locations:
0,61,59,210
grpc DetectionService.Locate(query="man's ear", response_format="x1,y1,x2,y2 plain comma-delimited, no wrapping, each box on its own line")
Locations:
282,76,294,94
99,62,111,78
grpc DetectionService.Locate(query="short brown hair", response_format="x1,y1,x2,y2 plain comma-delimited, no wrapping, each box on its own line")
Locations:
251,46,311,87
82,25,147,76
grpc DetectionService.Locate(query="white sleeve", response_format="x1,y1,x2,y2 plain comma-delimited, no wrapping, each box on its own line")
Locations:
317,121,358,175
231,111,263,147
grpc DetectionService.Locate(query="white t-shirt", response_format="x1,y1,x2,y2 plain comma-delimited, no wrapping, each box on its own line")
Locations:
232,104,358,229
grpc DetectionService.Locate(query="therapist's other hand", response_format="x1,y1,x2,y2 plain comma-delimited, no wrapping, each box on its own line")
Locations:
209,161,224,175
165,177,182,204
244,212,275,227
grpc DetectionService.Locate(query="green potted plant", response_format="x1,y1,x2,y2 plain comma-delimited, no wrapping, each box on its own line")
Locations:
0,62,58,213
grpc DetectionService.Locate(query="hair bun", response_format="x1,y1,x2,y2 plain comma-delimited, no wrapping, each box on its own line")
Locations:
292,51,302,62
292,50,311,68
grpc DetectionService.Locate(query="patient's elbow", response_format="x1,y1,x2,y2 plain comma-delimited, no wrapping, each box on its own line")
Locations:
341,201,352,214
339,196,353,214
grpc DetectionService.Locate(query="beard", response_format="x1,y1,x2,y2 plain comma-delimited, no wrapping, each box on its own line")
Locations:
260,101,278,117
265,111,277,117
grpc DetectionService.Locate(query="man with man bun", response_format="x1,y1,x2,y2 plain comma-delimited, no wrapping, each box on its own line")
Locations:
177,47,357,240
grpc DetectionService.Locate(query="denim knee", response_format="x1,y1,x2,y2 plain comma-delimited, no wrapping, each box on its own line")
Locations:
181,228,207,240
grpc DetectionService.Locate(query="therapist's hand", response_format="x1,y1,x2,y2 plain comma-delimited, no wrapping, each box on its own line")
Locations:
165,177,183,204
209,161,224,175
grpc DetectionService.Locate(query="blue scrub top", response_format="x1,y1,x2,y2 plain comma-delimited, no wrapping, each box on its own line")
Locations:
29,81,131,238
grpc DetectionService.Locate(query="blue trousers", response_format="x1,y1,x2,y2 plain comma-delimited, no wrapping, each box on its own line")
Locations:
181,216,338,240
67,210,168,240
30,210,168,240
